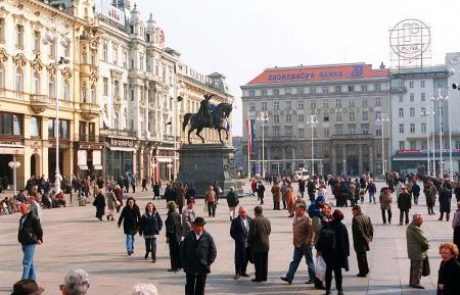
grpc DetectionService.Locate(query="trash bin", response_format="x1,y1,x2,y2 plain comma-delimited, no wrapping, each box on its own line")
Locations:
79,198,86,206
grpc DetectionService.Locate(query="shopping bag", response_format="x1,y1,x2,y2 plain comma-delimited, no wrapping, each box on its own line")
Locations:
315,256,326,283
422,256,430,277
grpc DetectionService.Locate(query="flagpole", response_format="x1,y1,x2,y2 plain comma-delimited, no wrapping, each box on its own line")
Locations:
246,114,252,180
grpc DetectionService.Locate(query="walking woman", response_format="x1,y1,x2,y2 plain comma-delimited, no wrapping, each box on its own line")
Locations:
437,243,460,295
316,209,350,295
118,197,141,256
92,189,105,221
105,186,117,221
139,202,163,262
286,188,296,218
165,201,182,272
205,186,217,218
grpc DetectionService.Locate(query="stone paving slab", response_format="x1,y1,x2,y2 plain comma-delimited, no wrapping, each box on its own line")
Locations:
0,182,455,294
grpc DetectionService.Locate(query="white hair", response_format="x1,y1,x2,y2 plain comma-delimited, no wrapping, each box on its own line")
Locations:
132,283,158,295
63,269,90,295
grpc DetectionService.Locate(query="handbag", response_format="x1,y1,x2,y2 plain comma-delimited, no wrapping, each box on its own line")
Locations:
422,256,430,276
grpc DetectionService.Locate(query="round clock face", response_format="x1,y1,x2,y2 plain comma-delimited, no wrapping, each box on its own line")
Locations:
390,19,431,59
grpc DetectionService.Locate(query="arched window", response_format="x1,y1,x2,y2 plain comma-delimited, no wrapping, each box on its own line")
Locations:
48,75,55,98
0,65,4,88
15,67,23,92
32,72,40,94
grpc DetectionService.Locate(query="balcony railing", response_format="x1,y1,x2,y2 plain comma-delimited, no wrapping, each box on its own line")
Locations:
80,102,100,120
30,94,50,114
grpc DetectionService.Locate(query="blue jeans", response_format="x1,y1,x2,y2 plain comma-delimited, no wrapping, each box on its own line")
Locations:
126,234,135,252
285,245,315,282
369,193,376,203
21,244,36,280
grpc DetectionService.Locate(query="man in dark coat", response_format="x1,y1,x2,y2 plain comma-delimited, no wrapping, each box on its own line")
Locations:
307,179,317,203
248,206,271,282
256,182,265,205
351,205,373,277
18,203,43,281
298,179,306,199
182,217,217,295
439,183,452,221
166,201,182,272
397,185,412,225
230,206,253,279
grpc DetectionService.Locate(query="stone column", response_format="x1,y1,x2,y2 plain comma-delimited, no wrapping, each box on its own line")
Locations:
342,145,347,175
282,146,286,171
292,147,296,171
369,145,374,174
358,145,363,174
331,144,337,175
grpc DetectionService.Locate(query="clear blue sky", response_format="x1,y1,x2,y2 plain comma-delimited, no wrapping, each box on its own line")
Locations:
134,0,460,136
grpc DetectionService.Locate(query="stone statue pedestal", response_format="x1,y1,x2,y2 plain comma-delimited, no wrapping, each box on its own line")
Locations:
176,144,243,197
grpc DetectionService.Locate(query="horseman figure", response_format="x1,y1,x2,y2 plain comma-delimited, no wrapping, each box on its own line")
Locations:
198,94,216,127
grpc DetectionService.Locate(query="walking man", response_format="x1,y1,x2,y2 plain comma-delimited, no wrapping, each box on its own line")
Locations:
248,206,271,282
182,217,217,295
281,203,316,284
226,186,239,221
18,203,43,281
406,214,429,289
351,205,373,277
230,207,253,279
379,188,393,224
398,185,412,225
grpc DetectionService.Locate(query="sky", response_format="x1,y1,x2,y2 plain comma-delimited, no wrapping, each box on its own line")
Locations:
135,0,460,136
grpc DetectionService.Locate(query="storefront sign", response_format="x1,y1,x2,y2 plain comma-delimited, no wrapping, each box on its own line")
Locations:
77,150,87,166
110,139,134,147
92,150,102,166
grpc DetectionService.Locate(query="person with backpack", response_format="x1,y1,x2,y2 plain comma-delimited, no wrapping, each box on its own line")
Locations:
316,209,350,295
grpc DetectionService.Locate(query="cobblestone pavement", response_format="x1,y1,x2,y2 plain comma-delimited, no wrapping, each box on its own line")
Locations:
0,181,455,294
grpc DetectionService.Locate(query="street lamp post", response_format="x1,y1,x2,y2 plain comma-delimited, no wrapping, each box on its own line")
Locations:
376,113,389,176
42,30,71,193
167,163,173,182
8,157,21,196
256,112,269,177
421,109,432,176
307,115,318,176
432,89,448,178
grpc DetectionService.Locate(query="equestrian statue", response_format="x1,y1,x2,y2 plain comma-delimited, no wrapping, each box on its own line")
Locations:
182,94,233,144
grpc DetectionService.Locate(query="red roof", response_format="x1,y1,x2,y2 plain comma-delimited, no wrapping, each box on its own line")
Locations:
247,64,389,85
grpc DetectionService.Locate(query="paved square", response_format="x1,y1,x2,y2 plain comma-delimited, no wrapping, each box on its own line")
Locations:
0,182,454,294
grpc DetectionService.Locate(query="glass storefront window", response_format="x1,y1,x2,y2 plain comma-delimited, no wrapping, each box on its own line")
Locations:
30,117,40,137
3,113,12,134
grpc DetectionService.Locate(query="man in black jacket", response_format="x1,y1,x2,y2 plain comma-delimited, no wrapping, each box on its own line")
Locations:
248,206,271,282
182,217,217,295
230,206,253,279
17,203,43,281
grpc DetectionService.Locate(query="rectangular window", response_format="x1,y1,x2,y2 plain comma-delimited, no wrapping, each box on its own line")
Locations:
323,127,329,137
410,140,416,150
272,126,280,137
298,128,304,138
335,99,341,107
30,116,40,137
399,95,403,102
273,101,279,110
273,89,279,95
273,114,279,123
410,93,414,102
362,98,368,107
375,111,381,121
323,115,329,122
103,78,108,96
456,140,460,149
348,85,354,92
348,100,355,107
349,111,355,121
310,100,316,108
321,87,329,94
410,107,415,117
375,97,381,106
399,141,405,150
336,125,343,135
298,100,304,109
0,18,4,42
421,93,426,101
284,88,291,94
285,114,292,123
410,123,415,133
420,80,425,88
376,127,382,136
409,81,414,88
249,104,255,112
261,101,267,111
249,90,255,97
310,87,317,94
362,111,368,121
374,83,381,91
89,123,96,141
49,39,56,58
421,123,427,133
399,124,404,133
297,88,304,94
33,31,40,52
79,122,87,141
334,85,341,93
261,89,267,96
361,84,368,91
0,113,22,135
113,46,118,64
298,114,304,122
399,108,404,118
16,24,24,47
48,119,69,139
361,123,369,135
102,44,108,62
285,101,291,110
323,101,329,109
336,113,342,122
63,81,70,100
421,141,427,150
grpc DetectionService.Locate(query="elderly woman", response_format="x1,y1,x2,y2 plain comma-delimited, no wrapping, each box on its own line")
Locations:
271,181,281,210
437,243,460,295
105,186,117,221
92,189,105,221
60,269,90,295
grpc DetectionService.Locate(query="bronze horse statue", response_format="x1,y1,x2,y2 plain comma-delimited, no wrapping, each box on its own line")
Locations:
182,101,232,144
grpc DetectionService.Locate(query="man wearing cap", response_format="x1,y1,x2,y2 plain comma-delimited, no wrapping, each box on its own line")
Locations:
17,203,43,281
351,205,374,277
398,185,412,225
230,206,253,279
248,206,271,282
182,216,217,295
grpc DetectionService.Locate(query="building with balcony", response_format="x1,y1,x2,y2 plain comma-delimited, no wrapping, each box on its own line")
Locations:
390,52,460,176
0,0,101,188
241,63,391,177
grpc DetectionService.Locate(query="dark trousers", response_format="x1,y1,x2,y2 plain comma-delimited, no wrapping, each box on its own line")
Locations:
253,251,268,281
325,263,343,292
413,195,419,205
235,246,250,275
399,209,409,224
144,238,157,260
308,193,315,202
168,239,182,270
282,200,286,209
207,202,216,217
185,273,207,295
381,208,392,224
356,251,369,275
132,184,136,193
427,203,435,214
179,204,183,214
409,259,422,286
141,185,147,191
440,212,450,221
454,226,460,252
273,201,280,210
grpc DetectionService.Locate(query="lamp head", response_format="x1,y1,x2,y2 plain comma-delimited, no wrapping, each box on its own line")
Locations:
453,83,460,90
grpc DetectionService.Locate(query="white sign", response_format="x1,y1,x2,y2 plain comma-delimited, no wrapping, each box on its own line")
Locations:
390,19,431,58
77,150,87,166
97,1,125,27
92,150,102,166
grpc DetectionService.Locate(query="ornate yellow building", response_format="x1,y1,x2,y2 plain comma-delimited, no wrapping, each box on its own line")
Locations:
0,0,101,188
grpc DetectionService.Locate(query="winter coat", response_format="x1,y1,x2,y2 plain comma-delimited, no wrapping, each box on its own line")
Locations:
256,184,265,199
286,191,297,212
93,193,106,218
352,214,374,252
437,258,460,295
439,188,452,213
424,186,437,206
397,192,412,210
379,192,393,210
205,190,216,203
117,205,141,235
271,184,281,202
226,191,239,208
412,183,421,197
248,215,271,253
406,222,429,260
181,208,196,237
181,231,217,275
139,212,163,237
105,191,117,210
367,182,377,195
165,209,182,242
316,220,350,270
175,186,186,206
18,212,43,245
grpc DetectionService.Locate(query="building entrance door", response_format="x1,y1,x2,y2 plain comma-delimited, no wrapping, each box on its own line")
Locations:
347,155,359,176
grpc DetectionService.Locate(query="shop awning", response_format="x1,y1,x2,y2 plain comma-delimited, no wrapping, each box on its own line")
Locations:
108,147,136,152
0,144,25,155
156,157,173,163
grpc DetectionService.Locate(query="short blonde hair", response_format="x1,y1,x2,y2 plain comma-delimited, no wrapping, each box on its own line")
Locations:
439,243,459,257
